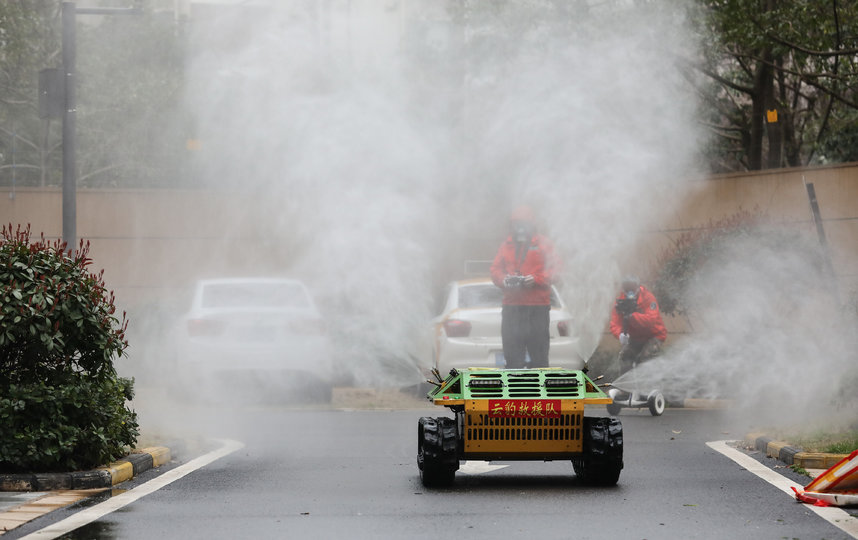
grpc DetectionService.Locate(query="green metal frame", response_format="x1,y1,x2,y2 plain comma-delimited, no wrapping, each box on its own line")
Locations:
428,367,610,404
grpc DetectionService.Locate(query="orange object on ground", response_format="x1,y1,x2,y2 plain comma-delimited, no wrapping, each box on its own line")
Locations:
793,449,858,507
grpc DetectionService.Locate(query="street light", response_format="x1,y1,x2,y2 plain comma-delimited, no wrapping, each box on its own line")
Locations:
61,2,141,251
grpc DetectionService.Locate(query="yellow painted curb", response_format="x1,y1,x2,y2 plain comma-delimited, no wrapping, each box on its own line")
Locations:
793,452,850,470
744,432,766,447
141,446,171,467
101,460,134,485
95,446,171,487
682,399,731,409
766,440,790,459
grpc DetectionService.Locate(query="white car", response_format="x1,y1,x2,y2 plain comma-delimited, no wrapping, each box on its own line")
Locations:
425,278,584,376
175,277,333,402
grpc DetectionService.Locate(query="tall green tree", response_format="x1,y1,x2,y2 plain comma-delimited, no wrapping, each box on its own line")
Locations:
686,0,858,172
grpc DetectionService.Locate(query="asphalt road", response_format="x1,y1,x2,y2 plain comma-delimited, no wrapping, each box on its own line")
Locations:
7,402,856,540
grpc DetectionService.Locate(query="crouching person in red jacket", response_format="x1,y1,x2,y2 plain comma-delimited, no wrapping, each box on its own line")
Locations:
610,275,667,366
490,205,558,369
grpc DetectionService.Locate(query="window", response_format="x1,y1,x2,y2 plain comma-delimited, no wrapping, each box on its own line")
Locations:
202,282,310,309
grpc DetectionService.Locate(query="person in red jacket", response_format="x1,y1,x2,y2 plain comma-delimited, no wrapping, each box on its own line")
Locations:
609,275,667,365
490,205,558,369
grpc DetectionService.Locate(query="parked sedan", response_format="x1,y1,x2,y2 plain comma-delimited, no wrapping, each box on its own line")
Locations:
425,278,584,376
174,277,333,402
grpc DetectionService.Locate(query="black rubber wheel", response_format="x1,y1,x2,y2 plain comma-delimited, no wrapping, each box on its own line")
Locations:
572,417,623,486
606,402,622,416
417,416,459,487
647,392,666,416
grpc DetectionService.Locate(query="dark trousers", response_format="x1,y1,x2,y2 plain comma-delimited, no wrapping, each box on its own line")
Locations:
501,304,550,368
618,337,663,369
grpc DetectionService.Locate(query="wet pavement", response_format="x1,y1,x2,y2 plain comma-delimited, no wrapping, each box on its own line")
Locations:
0,492,44,513
2,393,855,538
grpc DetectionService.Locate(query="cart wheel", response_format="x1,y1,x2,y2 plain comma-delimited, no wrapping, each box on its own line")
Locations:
647,392,666,416
606,389,623,416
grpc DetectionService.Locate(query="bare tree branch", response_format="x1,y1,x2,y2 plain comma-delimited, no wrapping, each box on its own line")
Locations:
0,126,40,152
678,56,755,95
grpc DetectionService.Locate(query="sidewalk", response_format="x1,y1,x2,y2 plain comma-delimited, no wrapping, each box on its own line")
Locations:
0,446,170,535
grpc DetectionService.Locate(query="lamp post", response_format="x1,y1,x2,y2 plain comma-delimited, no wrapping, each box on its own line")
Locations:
61,2,141,251
61,2,76,251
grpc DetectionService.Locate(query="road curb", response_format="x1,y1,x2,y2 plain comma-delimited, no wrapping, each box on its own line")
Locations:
675,398,732,409
743,433,848,469
0,446,171,492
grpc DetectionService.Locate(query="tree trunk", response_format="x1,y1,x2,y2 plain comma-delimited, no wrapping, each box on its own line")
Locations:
779,67,801,167
765,56,783,169
748,0,778,171
748,51,773,170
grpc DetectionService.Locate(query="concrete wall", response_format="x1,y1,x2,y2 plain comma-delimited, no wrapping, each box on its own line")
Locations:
2,163,857,318
662,164,858,291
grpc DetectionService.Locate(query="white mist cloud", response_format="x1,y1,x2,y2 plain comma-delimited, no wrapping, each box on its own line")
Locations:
615,230,858,428
463,4,703,356
177,2,703,386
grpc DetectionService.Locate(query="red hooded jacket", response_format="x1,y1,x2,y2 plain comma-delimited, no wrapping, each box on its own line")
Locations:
609,285,667,342
490,234,557,306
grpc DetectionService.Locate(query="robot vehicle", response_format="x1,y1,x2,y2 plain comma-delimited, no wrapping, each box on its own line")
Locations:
417,367,623,487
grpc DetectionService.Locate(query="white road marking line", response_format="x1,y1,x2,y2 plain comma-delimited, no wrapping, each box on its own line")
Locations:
707,440,858,539
458,461,509,475
20,438,245,540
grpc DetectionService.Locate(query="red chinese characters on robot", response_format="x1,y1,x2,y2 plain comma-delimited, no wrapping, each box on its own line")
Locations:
488,399,562,418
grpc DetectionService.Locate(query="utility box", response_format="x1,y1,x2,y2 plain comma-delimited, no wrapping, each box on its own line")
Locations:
38,68,64,119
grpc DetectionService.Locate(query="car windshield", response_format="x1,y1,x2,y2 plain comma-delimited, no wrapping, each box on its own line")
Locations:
457,283,562,309
201,282,310,309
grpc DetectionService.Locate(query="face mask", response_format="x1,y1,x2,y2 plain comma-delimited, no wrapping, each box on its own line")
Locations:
512,222,532,243
624,288,638,300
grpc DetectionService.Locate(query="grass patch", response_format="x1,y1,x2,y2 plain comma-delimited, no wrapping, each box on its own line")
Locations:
789,464,808,476
772,429,858,454
822,437,858,454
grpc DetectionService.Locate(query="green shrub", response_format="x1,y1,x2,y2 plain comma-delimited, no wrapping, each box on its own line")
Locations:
649,207,770,318
0,224,138,472
648,209,858,411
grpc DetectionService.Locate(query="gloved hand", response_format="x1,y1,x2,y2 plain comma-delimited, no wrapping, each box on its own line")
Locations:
522,275,535,287
619,333,629,346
